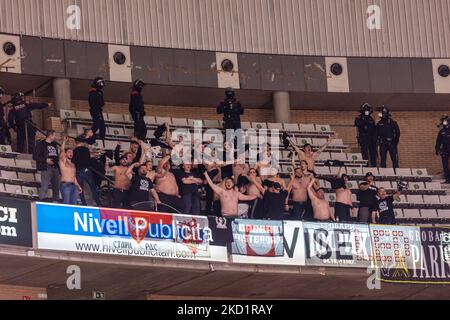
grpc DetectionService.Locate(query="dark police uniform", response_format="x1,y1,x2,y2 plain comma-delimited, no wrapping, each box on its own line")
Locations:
217,98,244,130
129,90,147,140
436,126,450,183
376,118,400,168
8,101,48,154
355,114,377,167
89,87,106,140
0,103,11,145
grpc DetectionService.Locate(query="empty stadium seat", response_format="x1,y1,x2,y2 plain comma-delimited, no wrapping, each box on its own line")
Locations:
423,195,441,205
17,172,35,183
409,182,425,191
60,109,76,120
107,127,125,136
376,181,392,190
123,114,133,123
420,209,438,219
35,173,41,183
411,168,429,178
0,183,5,193
267,123,283,130
300,124,316,132
394,209,404,219
172,118,188,127
403,209,421,219
347,153,363,162
346,181,358,190
124,128,134,137
0,158,16,167
425,182,442,191
0,145,13,153
407,195,424,204
439,195,450,204
1,171,18,180
296,137,312,146
315,124,331,133
14,159,33,169
312,138,327,147
314,166,330,176
107,113,125,123
330,139,344,147
395,194,408,205
22,187,38,197
395,168,412,177
362,167,379,176
317,152,331,161
75,111,91,120
347,167,363,176
437,210,450,218
283,123,300,132
155,117,172,125
144,116,157,124
204,120,221,129
325,193,337,203
378,168,396,177
331,153,347,161
252,122,267,130
4,184,21,194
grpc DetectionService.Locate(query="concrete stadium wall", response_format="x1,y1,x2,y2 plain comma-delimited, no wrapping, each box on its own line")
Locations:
0,285,47,300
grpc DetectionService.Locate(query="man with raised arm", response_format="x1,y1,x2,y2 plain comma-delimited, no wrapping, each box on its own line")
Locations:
204,171,259,217
154,155,185,213
292,135,334,172
307,178,335,222
126,162,161,209
59,136,82,205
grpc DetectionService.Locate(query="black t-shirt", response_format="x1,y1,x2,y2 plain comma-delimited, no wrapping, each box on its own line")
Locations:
72,146,91,171
45,141,59,168
130,175,154,204
180,171,200,195
357,184,379,208
263,190,288,220
372,196,395,219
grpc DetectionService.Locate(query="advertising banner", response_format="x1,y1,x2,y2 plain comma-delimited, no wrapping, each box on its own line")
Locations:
231,219,284,257
231,221,305,266
378,227,450,284
207,216,234,247
369,224,422,281
304,222,373,268
36,203,227,262
0,197,32,247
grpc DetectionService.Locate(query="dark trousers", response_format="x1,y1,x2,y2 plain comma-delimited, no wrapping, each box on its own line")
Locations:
378,213,396,225
157,193,185,213
16,123,36,154
76,169,102,206
380,143,399,168
359,139,377,167
441,152,450,182
112,189,130,209
39,168,60,201
133,119,147,141
90,111,106,140
205,184,214,214
292,201,307,220
303,197,314,221
182,192,201,215
0,125,11,145
335,202,352,222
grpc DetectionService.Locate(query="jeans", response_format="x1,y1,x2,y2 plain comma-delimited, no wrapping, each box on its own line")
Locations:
76,169,101,206
61,182,78,205
292,201,307,220
182,192,201,215
39,167,60,200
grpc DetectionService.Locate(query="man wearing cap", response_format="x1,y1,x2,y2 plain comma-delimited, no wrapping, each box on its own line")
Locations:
89,77,106,141
217,88,244,131
355,103,377,167
376,106,400,168
357,172,378,223
129,79,147,141
436,115,450,183
7,92,49,153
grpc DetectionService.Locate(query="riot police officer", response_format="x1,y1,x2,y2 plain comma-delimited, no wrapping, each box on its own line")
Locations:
89,77,106,140
7,92,49,154
355,103,377,167
0,87,11,145
217,88,244,130
129,79,147,140
436,115,450,183
376,106,400,168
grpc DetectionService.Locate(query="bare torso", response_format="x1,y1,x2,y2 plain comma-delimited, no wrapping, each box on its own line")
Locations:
233,164,249,184
336,188,353,206
60,159,76,184
155,171,179,196
247,177,263,196
220,189,240,217
292,177,310,202
114,166,132,190
311,198,332,221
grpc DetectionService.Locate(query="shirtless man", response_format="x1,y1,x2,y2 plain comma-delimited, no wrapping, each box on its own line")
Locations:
292,136,333,172
255,145,274,180
307,178,335,221
204,172,259,217
107,153,140,209
333,167,354,222
286,168,311,220
204,149,223,214
144,160,157,182
59,137,82,205
154,155,184,213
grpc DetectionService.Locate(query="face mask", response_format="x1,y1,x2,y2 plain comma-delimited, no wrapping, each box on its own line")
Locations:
444,121,448,126
378,113,383,118
364,111,370,116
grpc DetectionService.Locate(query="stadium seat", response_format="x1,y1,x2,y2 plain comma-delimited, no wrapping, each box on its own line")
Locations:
331,153,347,161
172,118,188,127
347,153,363,162
378,168,396,177
107,113,125,123
437,210,450,218
0,145,13,153
329,166,341,176
330,139,344,147
0,183,5,193
376,181,392,190
347,181,358,190
60,110,76,120
423,195,441,205
409,182,425,191
35,173,41,183
439,195,450,204
267,123,283,130
188,119,203,127
403,209,421,219
75,111,91,120
204,120,221,129
107,127,125,136
395,168,412,177
123,114,133,123
425,182,442,191
362,167,379,176
317,152,331,161
395,194,408,205
420,209,438,219
155,117,172,125
394,209,404,219
319,180,331,189
411,168,429,178
18,172,35,183
347,167,364,176
240,122,251,130
1,171,18,180
104,141,118,151
314,166,330,176
252,122,267,130
315,124,331,133
0,158,16,167
299,124,316,132
407,195,424,204
296,137,312,146
124,128,134,137
4,184,21,194
325,193,337,203
312,138,327,147
14,159,33,169
22,186,38,197
144,116,157,124
283,123,300,132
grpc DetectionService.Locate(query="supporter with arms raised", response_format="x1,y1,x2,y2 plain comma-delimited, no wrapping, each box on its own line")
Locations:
154,155,185,213
286,167,312,220
307,178,336,222
357,172,378,223
291,136,334,172
59,137,82,205
180,163,203,215
204,171,258,218
203,148,223,214
371,187,401,225
127,162,161,209
331,165,354,222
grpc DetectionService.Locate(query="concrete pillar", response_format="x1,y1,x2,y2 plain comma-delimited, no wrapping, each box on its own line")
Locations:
52,78,72,110
273,91,291,123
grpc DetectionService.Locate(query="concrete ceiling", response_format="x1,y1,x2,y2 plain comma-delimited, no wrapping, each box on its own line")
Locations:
0,248,448,300
1,73,450,111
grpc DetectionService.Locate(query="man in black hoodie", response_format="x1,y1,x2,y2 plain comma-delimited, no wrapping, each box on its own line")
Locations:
33,130,60,202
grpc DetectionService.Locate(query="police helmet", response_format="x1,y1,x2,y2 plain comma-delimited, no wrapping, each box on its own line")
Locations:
132,79,145,91
11,92,24,105
379,105,390,118
360,103,373,115
441,115,450,127
225,87,235,99
92,77,105,89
